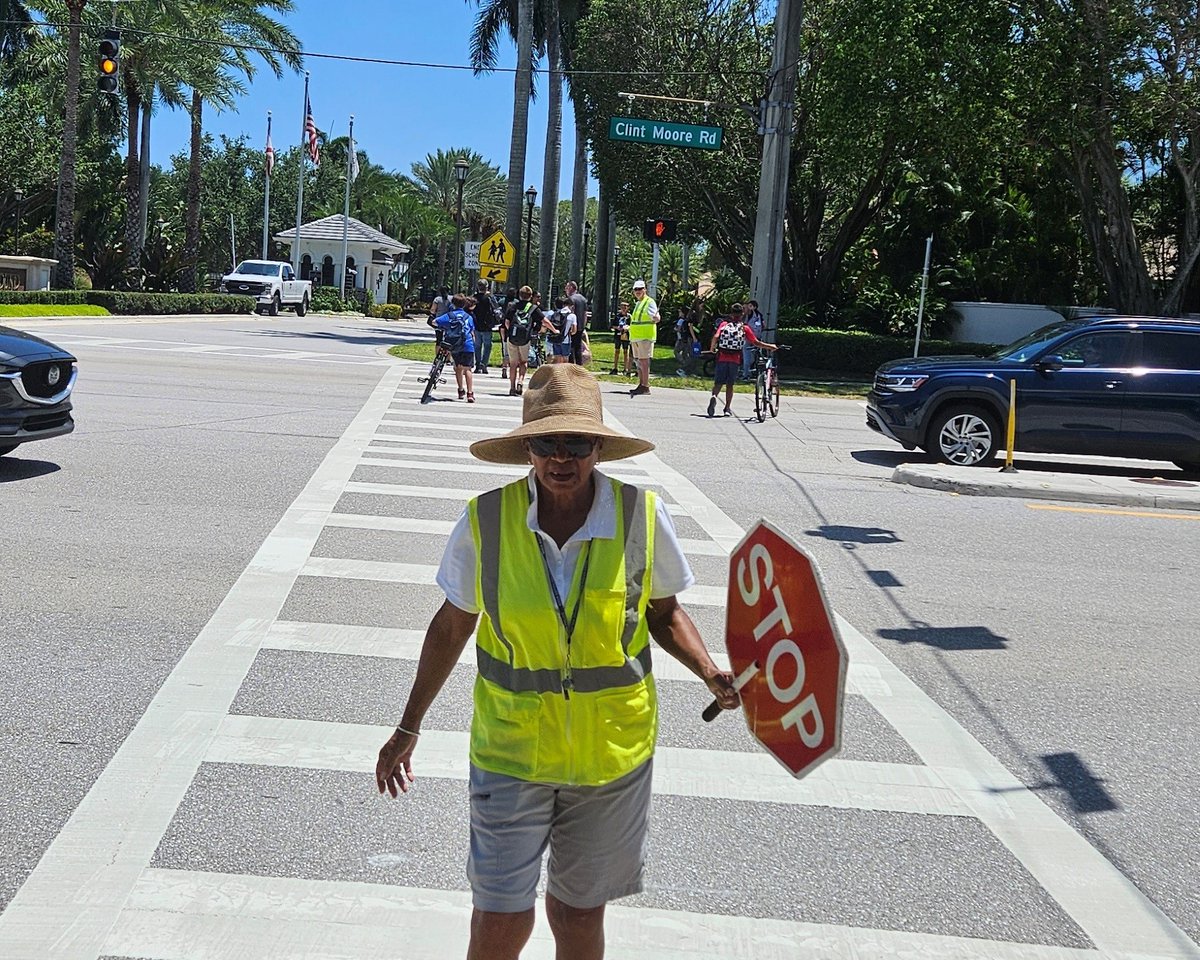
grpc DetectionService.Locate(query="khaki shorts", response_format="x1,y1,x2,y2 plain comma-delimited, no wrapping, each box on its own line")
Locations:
507,342,530,363
630,338,655,360
467,759,653,912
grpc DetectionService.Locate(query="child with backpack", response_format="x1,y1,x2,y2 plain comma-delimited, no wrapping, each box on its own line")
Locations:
503,285,544,395
431,294,478,403
707,302,776,418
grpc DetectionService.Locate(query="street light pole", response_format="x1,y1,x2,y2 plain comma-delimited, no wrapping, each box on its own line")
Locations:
453,157,469,294
581,221,592,297
13,187,23,256
612,243,622,327
524,184,537,288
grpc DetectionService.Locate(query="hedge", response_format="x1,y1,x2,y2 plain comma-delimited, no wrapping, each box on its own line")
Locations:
774,328,998,377
367,303,405,320
0,290,255,315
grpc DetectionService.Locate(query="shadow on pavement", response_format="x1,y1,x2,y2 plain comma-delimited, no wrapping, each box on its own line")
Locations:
806,524,903,545
877,625,1009,651
0,456,61,482
851,449,928,469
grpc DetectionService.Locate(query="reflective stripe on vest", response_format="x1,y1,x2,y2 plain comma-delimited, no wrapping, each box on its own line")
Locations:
468,475,658,785
629,297,656,341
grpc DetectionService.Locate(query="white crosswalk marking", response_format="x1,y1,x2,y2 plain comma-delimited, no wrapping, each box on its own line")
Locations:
3,359,1197,960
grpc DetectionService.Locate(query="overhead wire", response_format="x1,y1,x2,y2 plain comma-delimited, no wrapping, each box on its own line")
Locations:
3,18,770,80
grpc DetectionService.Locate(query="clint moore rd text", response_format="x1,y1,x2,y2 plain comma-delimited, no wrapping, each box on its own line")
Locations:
612,119,721,147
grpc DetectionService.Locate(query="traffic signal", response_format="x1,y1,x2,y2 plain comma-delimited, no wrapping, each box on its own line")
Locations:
643,218,677,243
97,29,120,94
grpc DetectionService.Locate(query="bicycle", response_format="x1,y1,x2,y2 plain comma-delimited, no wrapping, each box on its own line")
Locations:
419,330,453,404
753,345,789,422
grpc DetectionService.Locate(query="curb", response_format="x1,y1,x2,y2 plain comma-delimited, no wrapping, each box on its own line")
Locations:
891,464,1200,512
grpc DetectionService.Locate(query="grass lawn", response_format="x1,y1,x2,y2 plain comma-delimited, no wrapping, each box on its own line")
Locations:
0,304,111,318
387,331,869,399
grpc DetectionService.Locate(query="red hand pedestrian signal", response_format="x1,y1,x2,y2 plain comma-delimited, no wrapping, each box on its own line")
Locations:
642,218,677,243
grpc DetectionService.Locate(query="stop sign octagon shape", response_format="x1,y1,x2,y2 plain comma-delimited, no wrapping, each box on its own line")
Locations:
725,520,847,778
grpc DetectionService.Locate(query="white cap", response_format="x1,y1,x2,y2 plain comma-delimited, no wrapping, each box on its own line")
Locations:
632,279,647,289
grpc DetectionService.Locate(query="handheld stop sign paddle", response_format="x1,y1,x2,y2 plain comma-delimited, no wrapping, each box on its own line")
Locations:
702,520,848,779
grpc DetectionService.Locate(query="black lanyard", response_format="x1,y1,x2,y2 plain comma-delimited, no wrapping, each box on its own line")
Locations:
535,534,593,698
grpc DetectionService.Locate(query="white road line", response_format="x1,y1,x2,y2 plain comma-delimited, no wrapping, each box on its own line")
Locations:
208,715,971,818
299,556,726,607
376,420,497,434
105,873,1104,960
675,537,728,556
383,410,521,427
595,408,1200,958
341,480,689,515
0,364,407,960
258,620,885,698
365,444,651,469
106,868,1105,960
359,457,529,477
324,513,456,535
370,434,486,449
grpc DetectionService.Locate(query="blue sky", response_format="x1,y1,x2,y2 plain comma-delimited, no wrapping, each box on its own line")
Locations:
153,0,586,195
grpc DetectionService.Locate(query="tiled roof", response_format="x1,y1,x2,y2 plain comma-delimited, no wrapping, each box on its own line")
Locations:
275,215,410,253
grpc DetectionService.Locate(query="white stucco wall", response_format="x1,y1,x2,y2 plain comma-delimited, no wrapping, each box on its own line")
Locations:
0,256,56,292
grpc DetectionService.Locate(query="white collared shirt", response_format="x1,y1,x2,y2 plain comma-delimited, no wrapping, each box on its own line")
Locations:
436,471,695,615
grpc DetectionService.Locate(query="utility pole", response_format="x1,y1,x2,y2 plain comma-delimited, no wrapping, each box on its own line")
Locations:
748,0,803,341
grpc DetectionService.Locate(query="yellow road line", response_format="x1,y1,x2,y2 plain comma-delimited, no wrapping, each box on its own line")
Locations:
1025,503,1200,521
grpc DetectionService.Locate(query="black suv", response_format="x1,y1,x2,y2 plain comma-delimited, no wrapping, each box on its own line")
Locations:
0,324,77,458
866,316,1200,473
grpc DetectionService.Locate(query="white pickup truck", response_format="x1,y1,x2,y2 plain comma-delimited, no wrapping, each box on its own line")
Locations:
220,260,312,317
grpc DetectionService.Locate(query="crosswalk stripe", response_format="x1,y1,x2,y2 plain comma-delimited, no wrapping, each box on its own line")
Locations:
384,410,521,427
299,556,726,606
376,420,494,435
357,457,666,487
105,868,1106,960
341,481,690,515
208,715,972,817
259,620,888,698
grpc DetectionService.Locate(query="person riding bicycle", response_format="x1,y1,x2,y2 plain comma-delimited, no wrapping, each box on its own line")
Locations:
430,294,477,403
707,303,776,418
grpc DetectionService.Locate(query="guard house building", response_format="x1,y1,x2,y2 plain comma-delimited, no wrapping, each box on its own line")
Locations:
275,215,410,301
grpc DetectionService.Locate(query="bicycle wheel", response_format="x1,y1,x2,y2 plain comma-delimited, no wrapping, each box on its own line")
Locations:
754,371,766,422
420,353,445,404
768,370,781,418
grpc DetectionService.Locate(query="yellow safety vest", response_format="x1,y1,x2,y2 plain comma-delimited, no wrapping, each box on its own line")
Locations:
629,297,658,341
467,475,658,786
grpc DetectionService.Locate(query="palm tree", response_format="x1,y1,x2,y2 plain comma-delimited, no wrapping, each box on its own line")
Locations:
536,0,562,295
179,0,301,292
410,148,506,288
0,0,32,65
49,0,84,288
468,0,537,279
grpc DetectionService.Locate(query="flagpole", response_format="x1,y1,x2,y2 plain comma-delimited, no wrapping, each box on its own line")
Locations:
261,111,272,259
292,71,309,274
340,114,354,298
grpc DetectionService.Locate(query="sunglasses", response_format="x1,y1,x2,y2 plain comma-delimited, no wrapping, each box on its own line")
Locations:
527,434,599,459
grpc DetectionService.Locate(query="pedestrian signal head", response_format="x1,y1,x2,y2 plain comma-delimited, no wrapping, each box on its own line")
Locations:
97,29,120,94
642,218,677,243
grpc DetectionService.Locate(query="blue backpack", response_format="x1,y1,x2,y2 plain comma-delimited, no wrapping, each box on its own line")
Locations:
442,310,468,352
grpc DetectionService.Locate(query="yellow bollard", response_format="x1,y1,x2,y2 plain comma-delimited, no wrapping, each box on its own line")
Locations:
1001,378,1018,473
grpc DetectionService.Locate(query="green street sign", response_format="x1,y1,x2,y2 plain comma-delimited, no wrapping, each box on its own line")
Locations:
608,116,723,151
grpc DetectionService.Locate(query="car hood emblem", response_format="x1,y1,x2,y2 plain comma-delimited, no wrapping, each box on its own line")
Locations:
47,366,61,386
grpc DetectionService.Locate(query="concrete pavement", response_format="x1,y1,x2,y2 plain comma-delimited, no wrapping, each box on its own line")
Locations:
893,461,1200,510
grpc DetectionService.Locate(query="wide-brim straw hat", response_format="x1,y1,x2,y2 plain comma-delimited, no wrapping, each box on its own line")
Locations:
470,365,655,464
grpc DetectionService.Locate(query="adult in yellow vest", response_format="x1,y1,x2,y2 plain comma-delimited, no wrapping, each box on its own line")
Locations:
628,278,660,396
376,364,739,960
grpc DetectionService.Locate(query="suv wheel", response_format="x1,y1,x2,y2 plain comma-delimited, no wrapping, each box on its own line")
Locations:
929,405,1000,466
1175,460,1200,476
295,295,309,318
268,293,281,317
0,444,17,457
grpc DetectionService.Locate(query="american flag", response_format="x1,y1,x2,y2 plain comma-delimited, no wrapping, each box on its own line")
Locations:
304,96,320,166
265,129,275,176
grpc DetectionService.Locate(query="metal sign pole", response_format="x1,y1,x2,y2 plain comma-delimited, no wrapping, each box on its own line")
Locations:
913,234,933,358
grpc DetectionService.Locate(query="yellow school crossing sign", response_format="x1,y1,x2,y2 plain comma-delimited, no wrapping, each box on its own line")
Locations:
480,229,515,269
480,265,510,283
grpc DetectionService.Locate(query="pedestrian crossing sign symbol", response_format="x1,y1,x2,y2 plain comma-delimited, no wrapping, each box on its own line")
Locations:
480,230,515,269
481,265,509,282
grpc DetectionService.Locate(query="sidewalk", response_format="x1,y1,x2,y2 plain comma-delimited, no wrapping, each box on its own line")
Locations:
893,462,1200,511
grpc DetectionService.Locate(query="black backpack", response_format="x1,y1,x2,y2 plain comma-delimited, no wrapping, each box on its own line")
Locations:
509,303,536,345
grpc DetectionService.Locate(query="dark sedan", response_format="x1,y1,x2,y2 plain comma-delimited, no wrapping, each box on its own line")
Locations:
0,324,77,458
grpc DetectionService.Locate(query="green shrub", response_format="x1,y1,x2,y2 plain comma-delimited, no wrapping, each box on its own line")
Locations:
774,327,997,377
73,267,93,291
369,303,405,320
311,287,348,312
0,290,253,314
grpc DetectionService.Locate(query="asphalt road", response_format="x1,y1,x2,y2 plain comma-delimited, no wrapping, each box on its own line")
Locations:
0,313,1195,959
